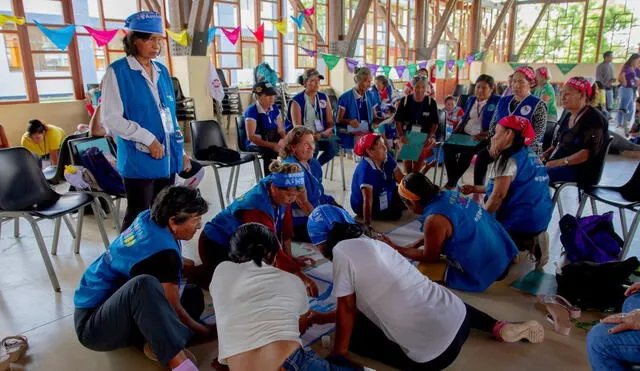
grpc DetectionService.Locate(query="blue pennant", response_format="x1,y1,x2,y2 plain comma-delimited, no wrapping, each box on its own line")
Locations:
207,27,217,44
290,13,304,29
34,20,75,51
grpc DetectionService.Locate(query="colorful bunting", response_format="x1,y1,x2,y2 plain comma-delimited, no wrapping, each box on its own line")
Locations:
418,61,427,70
407,63,417,76
365,63,379,75
465,55,475,66
300,46,317,57
456,59,465,69
321,53,341,71
446,60,455,71
207,27,217,44
0,14,25,26
435,60,445,71
249,23,264,42
221,27,241,45
556,63,578,74
302,7,315,16
474,52,484,61
395,65,406,78
166,29,189,46
272,19,288,35
290,14,304,29
34,21,75,51
382,65,392,77
83,26,118,47
345,57,359,73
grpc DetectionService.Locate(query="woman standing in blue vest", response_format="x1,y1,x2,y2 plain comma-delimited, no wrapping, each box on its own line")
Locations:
101,11,189,232
336,67,382,149
287,68,338,166
461,116,552,270
473,66,547,187
387,173,518,292
74,186,209,371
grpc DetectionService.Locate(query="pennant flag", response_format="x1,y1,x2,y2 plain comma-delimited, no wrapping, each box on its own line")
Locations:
556,63,578,75
249,23,265,42
382,65,392,77
83,26,118,47
474,52,484,61
207,27,217,44
221,27,241,45
418,61,427,70
0,14,25,26
456,59,465,69
272,19,288,35
321,53,341,71
166,29,189,46
302,6,315,16
345,57,358,73
407,63,417,76
291,14,304,29
436,60,445,71
300,46,317,57
508,62,527,70
34,21,75,51
395,65,406,78
446,60,455,71
365,63,379,75
465,55,475,66
208,61,225,102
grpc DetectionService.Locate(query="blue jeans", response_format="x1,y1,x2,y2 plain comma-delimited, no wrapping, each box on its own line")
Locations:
605,89,614,111
617,87,636,128
315,139,339,166
546,165,579,183
587,293,640,370
281,347,361,371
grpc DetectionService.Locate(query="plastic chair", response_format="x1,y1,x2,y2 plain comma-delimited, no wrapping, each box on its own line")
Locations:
171,77,196,121
0,147,109,292
235,116,265,179
43,132,88,184
190,120,260,209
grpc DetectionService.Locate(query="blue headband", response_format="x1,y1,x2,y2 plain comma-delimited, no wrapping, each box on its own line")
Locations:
271,172,305,188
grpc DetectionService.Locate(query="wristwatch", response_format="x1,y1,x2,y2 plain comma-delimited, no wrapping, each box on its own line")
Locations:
563,157,569,165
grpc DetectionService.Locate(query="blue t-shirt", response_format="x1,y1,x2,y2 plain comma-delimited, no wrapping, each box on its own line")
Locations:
350,152,398,215
244,103,281,148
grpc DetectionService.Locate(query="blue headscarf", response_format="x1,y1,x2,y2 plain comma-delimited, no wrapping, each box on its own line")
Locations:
124,11,163,35
271,171,305,188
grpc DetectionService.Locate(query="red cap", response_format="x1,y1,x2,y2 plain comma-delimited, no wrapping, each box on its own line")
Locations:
564,77,593,99
514,66,536,87
354,133,381,156
497,116,536,145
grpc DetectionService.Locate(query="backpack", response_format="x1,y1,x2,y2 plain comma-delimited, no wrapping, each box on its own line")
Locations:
559,212,623,264
80,147,126,195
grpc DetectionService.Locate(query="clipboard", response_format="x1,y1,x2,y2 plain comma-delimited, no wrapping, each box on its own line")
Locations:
445,133,480,147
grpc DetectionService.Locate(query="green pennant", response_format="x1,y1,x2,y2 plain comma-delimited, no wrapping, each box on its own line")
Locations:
321,53,341,71
382,65,392,77
456,59,465,69
407,63,417,76
435,60,445,71
556,63,578,75
509,62,527,70
474,52,484,61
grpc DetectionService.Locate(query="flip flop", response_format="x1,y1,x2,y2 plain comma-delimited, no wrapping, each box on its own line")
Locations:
538,294,581,319
545,302,572,336
1,335,28,363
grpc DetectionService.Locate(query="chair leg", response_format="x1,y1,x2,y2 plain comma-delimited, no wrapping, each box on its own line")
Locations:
51,217,62,255
324,162,329,179
73,206,85,254
232,163,241,199
620,211,640,259
330,157,335,181
25,214,61,292
576,193,588,218
92,200,110,249
114,198,122,231
339,148,346,191
226,166,236,200
253,158,261,183
619,207,629,242
590,198,598,215
63,215,76,239
13,217,19,238
212,166,226,209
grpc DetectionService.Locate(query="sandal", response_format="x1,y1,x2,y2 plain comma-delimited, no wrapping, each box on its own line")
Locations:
1,335,28,363
538,294,581,319
545,302,572,336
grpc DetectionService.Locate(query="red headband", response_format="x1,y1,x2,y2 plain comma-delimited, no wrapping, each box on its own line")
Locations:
536,67,550,80
497,116,536,145
564,77,593,98
514,66,536,86
354,133,381,156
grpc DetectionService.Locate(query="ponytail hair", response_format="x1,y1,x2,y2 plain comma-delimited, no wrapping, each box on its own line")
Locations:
229,223,279,267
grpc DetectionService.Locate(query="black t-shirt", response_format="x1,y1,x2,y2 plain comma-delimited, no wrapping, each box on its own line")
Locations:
129,249,181,284
395,95,439,134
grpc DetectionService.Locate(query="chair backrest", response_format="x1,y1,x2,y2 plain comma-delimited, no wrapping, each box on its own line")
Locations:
190,120,228,160
0,147,58,211
68,136,118,165
171,76,188,101
583,135,614,186
621,162,640,202
51,132,88,181
235,116,248,151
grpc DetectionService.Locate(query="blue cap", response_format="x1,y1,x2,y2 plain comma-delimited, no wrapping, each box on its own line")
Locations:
124,11,163,35
307,205,356,245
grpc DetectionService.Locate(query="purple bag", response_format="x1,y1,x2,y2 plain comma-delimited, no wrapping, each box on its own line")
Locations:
559,212,623,264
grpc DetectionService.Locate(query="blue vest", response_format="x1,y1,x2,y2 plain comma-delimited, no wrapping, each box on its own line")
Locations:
283,156,335,226
350,152,397,215
285,91,330,132
494,94,541,127
244,104,281,148
421,191,518,292
74,210,182,308
203,177,286,247
110,58,183,179
458,95,500,132
486,147,552,233
337,88,379,125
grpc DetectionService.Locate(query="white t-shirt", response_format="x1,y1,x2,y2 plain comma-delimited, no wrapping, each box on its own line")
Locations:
487,157,518,183
332,237,467,363
464,99,487,136
211,261,309,364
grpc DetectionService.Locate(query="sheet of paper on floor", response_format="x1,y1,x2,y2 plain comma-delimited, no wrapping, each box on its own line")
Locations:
302,274,337,347
384,219,423,246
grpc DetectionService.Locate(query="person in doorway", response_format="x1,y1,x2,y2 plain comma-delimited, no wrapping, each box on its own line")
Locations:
616,53,640,132
306,205,544,371
595,51,615,111
74,186,209,371
245,81,287,176
20,119,66,166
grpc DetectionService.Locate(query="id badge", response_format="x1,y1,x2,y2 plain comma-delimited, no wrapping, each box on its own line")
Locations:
411,124,421,133
314,119,324,132
160,106,174,134
379,191,389,211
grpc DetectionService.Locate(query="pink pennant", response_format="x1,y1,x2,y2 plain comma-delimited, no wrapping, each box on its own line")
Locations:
249,24,265,43
303,6,315,16
221,27,241,45
345,58,359,73
83,26,119,47
300,46,317,57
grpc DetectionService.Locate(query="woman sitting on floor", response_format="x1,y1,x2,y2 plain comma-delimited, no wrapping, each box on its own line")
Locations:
74,186,209,371
460,116,552,269
336,67,382,149
306,205,544,371
282,126,339,241
350,133,405,225
21,119,66,166
542,77,607,184
185,161,318,296
386,173,518,292
211,223,358,371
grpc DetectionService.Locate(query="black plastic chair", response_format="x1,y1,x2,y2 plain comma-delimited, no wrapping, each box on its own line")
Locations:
43,132,88,184
190,120,260,209
578,162,640,259
171,77,196,121
235,116,265,179
0,147,109,292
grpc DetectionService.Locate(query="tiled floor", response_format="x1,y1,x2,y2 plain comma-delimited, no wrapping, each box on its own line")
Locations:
0,127,638,371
